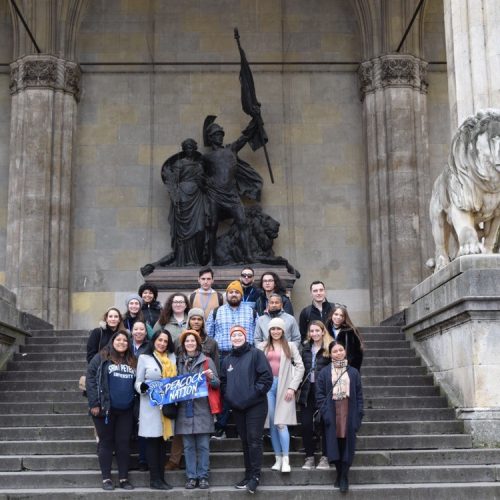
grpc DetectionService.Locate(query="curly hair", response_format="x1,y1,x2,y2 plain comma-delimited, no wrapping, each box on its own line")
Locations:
158,293,190,327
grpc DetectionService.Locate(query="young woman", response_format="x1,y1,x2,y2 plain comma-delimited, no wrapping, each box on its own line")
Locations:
186,307,220,368
135,330,176,490
316,341,364,492
176,330,219,490
86,330,137,490
326,305,364,372
220,325,273,494
138,283,162,329
123,294,147,334
86,307,124,364
257,317,304,473
297,320,334,470
153,293,190,344
255,272,294,316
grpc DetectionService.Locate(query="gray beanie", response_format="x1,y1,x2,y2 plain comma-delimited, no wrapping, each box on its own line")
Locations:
125,293,143,308
187,308,205,321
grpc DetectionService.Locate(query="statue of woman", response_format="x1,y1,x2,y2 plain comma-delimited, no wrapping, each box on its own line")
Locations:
161,139,207,266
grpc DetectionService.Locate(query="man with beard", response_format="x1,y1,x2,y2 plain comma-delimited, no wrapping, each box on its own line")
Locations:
239,266,263,310
206,280,257,438
298,281,334,343
254,293,301,347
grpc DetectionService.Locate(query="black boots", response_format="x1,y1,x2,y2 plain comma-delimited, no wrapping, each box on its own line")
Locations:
339,462,349,493
334,461,341,488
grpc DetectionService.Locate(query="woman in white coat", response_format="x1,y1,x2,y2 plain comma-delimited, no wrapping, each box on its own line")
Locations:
135,330,176,490
258,317,305,472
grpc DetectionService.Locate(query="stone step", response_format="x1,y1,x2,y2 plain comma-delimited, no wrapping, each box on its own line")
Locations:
0,464,495,489
362,348,416,358
0,380,88,391
359,326,403,334
20,345,85,353
4,448,498,472
360,375,434,386
26,337,87,345
363,357,421,366
363,386,439,397
358,420,464,436
0,402,87,415
3,483,500,500
13,353,83,362
29,330,88,337
8,360,87,371
362,340,410,348
0,391,83,403
363,408,455,421
0,414,90,427
0,370,84,381
365,396,449,409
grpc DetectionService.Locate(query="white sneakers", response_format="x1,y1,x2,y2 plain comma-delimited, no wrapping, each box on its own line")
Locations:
316,456,330,470
271,455,291,472
271,456,282,471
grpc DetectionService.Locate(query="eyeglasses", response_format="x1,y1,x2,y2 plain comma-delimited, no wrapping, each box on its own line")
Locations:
241,273,253,278
172,301,186,305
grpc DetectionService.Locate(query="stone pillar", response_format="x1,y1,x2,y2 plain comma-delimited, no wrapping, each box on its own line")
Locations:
359,54,431,323
6,55,81,328
444,0,500,131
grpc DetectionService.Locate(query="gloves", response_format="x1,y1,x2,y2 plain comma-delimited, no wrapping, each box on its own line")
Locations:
140,382,149,394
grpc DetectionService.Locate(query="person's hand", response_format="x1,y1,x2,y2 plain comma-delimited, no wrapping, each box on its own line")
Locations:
90,406,101,416
284,389,295,402
140,382,149,393
202,369,213,381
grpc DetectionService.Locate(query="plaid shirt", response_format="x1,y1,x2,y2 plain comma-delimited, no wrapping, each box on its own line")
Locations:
206,302,256,351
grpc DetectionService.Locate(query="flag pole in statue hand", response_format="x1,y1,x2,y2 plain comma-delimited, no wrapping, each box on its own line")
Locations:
234,28,274,184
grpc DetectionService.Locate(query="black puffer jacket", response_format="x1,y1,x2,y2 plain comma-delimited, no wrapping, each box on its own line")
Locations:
297,342,332,406
220,343,273,411
86,326,116,364
141,301,162,328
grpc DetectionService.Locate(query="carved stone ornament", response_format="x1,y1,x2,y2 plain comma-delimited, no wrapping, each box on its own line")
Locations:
359,54,428,99
10,55,81,101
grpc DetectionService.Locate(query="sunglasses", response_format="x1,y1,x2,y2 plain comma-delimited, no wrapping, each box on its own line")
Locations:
334,303,347,309
241,273,253,278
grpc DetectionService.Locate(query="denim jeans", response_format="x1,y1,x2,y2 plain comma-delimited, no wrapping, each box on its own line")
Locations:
182,433,210,480
267,376,290,455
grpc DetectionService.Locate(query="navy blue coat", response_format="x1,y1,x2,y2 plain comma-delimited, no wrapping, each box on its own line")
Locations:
315,365,364,466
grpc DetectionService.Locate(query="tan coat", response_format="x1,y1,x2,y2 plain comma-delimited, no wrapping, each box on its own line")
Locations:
258,342,305,427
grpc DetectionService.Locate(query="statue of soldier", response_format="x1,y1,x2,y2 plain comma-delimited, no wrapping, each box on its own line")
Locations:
202,116,263,264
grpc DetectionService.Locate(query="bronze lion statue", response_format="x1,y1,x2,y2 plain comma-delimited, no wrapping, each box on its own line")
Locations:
429,109,500,272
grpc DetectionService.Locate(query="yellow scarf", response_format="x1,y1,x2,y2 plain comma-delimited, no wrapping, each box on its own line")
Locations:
154,350,177,440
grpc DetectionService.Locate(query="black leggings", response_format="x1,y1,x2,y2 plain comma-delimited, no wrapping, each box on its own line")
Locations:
145,437,167,482
93,407,133,481
301,384,327,457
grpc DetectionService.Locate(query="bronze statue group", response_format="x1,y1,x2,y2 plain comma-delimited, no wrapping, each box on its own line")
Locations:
86,267,364,494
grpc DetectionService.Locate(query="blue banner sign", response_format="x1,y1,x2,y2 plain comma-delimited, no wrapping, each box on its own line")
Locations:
148,372,208,406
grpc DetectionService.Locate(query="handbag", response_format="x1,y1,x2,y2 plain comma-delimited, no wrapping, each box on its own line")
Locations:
78,375,87,398
161,403,178,419
204,359,222,415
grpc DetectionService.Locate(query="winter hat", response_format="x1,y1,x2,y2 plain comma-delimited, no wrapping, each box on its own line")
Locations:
268,317,286,334
187,308,205,321
226,280,243,295
125,294,143,308
138,283,158,300
230,325,247,339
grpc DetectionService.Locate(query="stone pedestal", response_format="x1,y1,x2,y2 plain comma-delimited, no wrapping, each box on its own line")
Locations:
359,54,431,323
403,255,500,446
6,55,80,328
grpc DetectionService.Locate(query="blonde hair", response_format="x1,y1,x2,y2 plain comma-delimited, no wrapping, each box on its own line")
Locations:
307,320,334,357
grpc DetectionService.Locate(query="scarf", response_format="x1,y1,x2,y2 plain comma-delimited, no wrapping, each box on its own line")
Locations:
154,350,177,440
331,359,349,400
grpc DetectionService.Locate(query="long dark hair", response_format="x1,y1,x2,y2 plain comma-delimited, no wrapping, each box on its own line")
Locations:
259,271,286,294
144,329,175,355
100,330,137,368
102,307,125,331
158,293,190,326
326,305,364,350
263,327,291,359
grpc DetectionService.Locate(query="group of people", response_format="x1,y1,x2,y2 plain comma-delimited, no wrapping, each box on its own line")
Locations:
86,267,365,494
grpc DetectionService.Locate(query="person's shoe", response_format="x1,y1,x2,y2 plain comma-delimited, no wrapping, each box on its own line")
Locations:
316,455,330,470
119,479,134,490
235,478,249,489
102,479,114,491
246,477,259,494
185,478,197,489
199,478,210,489
271,455,282,471
281,455,291,473
139,462,149,472
212,428,226,439
165,460,180,470
302,456,315,470
150,479,172,490
339,464,349,493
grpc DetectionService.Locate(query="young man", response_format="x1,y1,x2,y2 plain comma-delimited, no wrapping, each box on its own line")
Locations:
206,280,257,438
239,266,263,310
298,281,334,342
189,267,224,319
254,293,301,347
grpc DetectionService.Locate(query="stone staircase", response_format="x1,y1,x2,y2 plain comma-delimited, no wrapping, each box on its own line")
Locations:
0,326,499,499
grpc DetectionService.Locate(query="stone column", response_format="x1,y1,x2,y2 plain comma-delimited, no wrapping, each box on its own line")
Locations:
359,54,431,323
444,0,500,131
6,55,81,328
